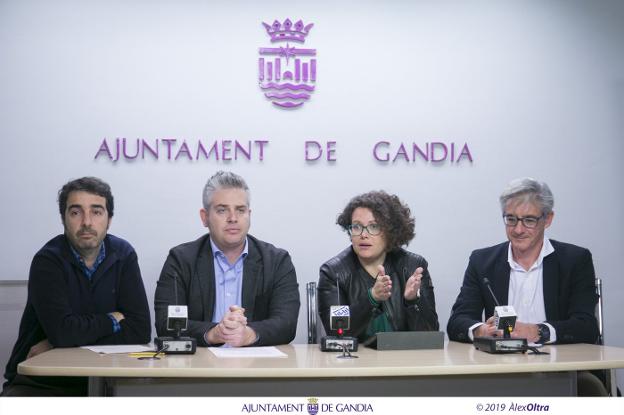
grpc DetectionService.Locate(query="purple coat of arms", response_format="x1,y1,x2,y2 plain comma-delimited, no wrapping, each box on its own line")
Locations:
259,18,316,108
306,398,319,415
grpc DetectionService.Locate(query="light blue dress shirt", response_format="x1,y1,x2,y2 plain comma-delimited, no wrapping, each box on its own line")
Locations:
210,237,248,324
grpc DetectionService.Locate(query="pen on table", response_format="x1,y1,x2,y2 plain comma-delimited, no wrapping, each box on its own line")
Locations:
128,352,162,358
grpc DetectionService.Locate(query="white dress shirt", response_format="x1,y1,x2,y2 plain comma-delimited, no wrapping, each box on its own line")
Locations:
507,237,556,343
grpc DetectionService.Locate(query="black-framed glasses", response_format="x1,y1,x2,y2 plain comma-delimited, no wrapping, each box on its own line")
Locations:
503,214,544,229
347,223,382,236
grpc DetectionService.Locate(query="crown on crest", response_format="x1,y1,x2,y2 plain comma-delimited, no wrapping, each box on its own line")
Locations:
307,398,319,405
262,18,314,43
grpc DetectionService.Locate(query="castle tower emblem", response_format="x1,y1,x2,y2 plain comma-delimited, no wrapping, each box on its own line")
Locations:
258,18,316,108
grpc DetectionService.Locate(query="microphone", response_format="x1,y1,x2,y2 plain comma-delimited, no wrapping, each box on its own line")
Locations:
320,278,358,355
472,276,527,354
154,273,197,354
483,277,517,338
482,277,500,306
330,305,351,334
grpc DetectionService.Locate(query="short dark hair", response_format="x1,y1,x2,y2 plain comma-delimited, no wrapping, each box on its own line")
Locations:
336,191,415,251
58,177,114,218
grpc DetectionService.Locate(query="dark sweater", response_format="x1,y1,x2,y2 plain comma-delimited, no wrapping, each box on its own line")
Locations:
3,234,151,388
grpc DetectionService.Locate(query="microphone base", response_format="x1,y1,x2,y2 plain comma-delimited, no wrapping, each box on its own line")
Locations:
473,336,528,354
320,336,358,352
155,336,197,354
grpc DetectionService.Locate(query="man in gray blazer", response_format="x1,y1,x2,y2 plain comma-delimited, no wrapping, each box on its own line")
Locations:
154,171,300,347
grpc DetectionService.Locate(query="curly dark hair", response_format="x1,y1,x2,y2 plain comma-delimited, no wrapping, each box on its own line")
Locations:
58,177,114,218
336,191,415,251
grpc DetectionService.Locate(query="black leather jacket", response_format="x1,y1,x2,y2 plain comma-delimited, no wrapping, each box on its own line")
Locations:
318,246,439,343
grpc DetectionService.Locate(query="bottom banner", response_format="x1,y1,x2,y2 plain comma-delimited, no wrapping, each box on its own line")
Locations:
1,396,623,415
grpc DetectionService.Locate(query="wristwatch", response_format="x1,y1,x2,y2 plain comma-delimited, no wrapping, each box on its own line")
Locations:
537,323,550,344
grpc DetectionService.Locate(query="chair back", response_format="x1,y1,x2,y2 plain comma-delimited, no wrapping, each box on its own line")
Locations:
306,281,318,344
595,277,604,345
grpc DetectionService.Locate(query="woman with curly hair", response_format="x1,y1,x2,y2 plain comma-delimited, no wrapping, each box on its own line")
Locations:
318,191,439,345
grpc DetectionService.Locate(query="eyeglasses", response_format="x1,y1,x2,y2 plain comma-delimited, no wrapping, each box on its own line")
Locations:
503,214,544,229
347,223,382,236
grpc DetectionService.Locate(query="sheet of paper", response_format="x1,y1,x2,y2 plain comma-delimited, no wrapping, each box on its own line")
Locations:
81,345,154,354
208,346,287,358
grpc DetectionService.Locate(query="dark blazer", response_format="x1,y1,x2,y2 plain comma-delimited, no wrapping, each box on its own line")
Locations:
154,234,300,346
447,239,599,344
3,234,151,389
318,247,439,343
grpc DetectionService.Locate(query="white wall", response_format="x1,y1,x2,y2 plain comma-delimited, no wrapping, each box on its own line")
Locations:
1,0,622,391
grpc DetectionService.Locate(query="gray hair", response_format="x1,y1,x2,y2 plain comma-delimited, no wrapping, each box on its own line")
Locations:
202,171,250,209
499,177,554,216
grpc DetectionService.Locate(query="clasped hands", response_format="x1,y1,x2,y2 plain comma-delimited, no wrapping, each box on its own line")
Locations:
207,305,257,347
370,265,423,303
473,317,540,343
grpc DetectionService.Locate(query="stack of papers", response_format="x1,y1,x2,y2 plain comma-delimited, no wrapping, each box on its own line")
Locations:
81,345,154,354
208,346,287,358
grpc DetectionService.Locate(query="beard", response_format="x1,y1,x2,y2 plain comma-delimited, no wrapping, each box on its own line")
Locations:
69,227,104,253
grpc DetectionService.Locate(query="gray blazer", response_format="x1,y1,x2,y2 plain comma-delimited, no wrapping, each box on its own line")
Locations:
154,234,300,346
